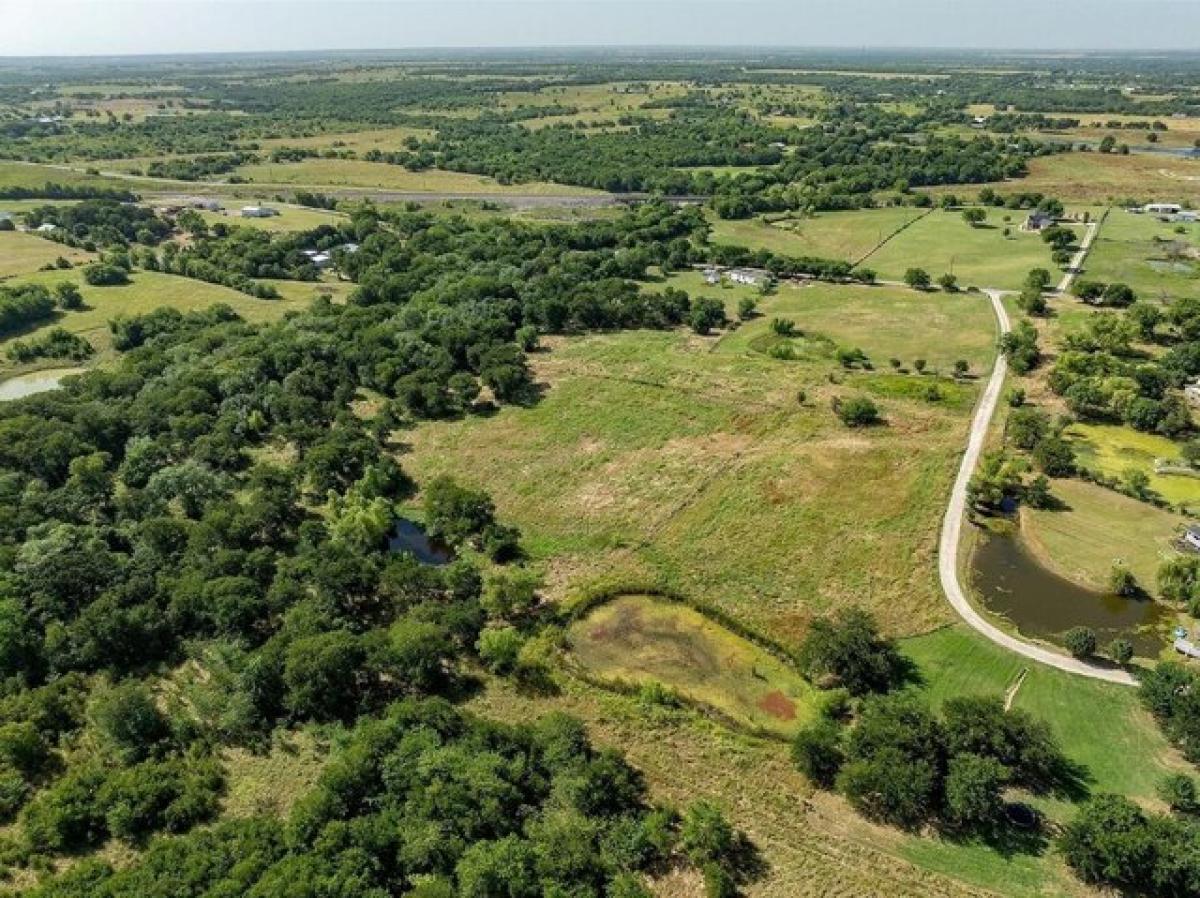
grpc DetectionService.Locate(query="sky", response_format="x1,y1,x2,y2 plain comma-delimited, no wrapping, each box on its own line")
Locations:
6,0,1200,56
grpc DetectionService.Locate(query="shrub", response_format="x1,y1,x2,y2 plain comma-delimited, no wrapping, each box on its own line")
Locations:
832,395,880,428
791,719,844,788
1064,626,1097,659
82,263,129,286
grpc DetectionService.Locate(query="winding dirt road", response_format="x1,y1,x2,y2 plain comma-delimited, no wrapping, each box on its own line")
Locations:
937,221,1136,686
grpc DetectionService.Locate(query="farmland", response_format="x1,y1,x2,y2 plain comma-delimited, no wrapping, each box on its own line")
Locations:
5,47,1200,898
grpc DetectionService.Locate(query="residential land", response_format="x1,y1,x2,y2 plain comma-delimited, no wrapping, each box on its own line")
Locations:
1085,209,1200,299
1021,477,1185,594
710,207,927,264
861,208,1065,290
1065,421,1200,507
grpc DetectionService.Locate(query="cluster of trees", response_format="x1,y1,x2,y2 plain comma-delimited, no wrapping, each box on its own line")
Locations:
143,152,256,181
25,200,172,249
19,700,742,898
0,202,776,881
0,183,136,202
793,610,1069,835
1074,279,1137,308
4,327,93,364
428,112,786,194
1061,792,1200,898
0,283,57,337
796,692,1069,833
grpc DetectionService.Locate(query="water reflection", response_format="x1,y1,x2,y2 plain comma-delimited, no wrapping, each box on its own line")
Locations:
388,518,453,565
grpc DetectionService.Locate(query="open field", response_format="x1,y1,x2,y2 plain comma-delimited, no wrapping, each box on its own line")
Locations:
1021,477,1185,594
716,282,997,373
1065,421,1200,507
710,207,927,263
1085,209,1200,299
933,152,1200,206
402,284,994,639
0,230,94,278
0,161,134,193
196,204,349,232
231,158,600,194
567,594,822,738
0,269,309,366
861,208,1064,290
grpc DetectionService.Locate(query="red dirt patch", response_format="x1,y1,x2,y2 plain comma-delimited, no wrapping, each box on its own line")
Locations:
756,690,796,721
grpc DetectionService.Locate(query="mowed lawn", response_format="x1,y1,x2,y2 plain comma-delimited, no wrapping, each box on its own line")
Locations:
401,285,995,641
899,625,1185,895
567,594,823,738
1065,421,1200,507
196,205,349,233
1085,209,1200,299
0,231,94,279
710,207,927,264
862,208,1061,290
1022,478,1185,595
232,158,599,195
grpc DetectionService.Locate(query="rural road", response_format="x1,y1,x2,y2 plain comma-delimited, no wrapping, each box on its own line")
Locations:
937,220,1137,687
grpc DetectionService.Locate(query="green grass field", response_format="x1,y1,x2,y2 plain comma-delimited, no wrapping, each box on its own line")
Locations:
232,158,599,194
716,282,997,373
567,594,822,737
1065,421,1200,506
402,284,994,640
1022,478,1185,594
0,268,309,367
710,208,926,263
861,208,1063,290
198,204,347,232
1085,209,1200,300
0,161,134,193
932,152,1200,206
0,231,94,279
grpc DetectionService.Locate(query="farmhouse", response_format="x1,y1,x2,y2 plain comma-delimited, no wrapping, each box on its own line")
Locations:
241,205,280,218
1185,525,1200,552
703,267,720,285
302,249,333,269
1143,203,1183,215
1022,212,1055,232
34,222,59,233
728,268,762,286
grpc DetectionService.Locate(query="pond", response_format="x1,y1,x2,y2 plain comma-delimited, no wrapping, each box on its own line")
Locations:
971,530,1169,657
0,367,85,402
388,518,453,565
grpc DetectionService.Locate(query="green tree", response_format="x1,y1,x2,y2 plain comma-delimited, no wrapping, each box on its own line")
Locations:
89,681,170,765
1064,626,1097,659
799,607,906,696
943,753,1007,830
791,718,844,788
903,268,931,290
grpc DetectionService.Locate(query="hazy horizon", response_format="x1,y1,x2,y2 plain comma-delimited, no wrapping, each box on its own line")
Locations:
7,0,1200,57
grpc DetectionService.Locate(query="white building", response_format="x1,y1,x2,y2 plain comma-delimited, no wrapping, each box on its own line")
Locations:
241,205,279,218
35,222,58,233
1144,203,1183,215
1185,526,1200,552
728,269,761,286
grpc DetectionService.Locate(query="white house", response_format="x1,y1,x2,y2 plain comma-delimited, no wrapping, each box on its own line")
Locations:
241,205,279,218
1185,525,1200,552
1186,383,1200,407
728,268,761,286
1144,203,1183,215
35,222,58,233
703,267,720,286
